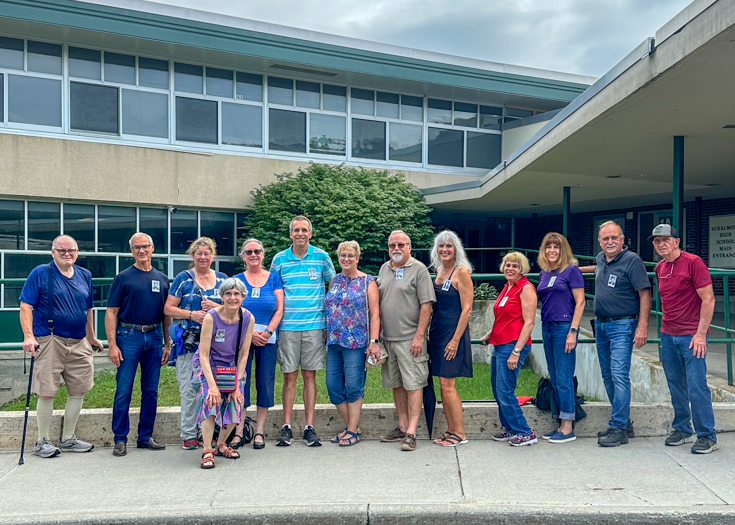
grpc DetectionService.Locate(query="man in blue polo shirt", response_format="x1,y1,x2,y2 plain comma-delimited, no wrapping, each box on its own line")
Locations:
270,216,335,447
106,232,171,457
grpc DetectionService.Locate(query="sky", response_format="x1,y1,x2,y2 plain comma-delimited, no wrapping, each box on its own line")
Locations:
149,0,694,78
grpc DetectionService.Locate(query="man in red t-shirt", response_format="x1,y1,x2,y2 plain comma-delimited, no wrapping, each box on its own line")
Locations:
650,224,717,454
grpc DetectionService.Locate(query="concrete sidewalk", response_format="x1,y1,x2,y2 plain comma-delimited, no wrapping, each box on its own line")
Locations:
1,433,733,524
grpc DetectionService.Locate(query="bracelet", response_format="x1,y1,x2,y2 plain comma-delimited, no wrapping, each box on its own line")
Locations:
511,347,522,356
188,311,192,320
264,328,273,335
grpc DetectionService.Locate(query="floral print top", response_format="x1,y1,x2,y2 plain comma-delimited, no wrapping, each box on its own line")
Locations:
325,273,375,349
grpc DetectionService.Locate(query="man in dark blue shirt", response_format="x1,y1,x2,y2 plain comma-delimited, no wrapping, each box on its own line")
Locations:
19,234,104,458
106,232,171,457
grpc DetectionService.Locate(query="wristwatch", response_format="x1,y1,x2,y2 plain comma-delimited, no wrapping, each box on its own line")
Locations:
570,327,578,334
264,328,273,335
370,338,380,344
511,347,522,356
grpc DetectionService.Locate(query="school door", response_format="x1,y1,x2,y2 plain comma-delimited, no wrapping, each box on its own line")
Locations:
638,210,684,262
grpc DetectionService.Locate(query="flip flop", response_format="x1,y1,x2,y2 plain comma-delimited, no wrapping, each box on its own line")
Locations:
439,432,468,447
433,431,452,444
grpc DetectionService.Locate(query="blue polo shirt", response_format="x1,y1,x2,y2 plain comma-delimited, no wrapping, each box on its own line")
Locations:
107,265,169,325
270,244,335,331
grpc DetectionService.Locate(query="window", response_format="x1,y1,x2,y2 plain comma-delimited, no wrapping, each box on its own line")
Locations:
504,107,534,123
97,206,136,252
5,254,48,306
63,203,95,251
139,57,169,89
27,41,61,75
377,92,399,119
170,209,198,255
175,63,203,94
296,81,320,109
122,90,168,138
269,109,305,152
75,255,116,305
268,77,293,105
8,75,62,127
218,260,240,277
309,114,346,156
0,36,23,70
70,82,119,134
0,200,24,250
236,72,262,102
401,95,423,122
352,118,385,160
28,201,60,250
176,97,217,144
104,52,135,85
428,128,463,167
222,103,262,147
480,106,502,130
322,84,346,112
69,47,101,80
389,123,422,163
236,212,250,245
351,89,374,116
206,67,233,98
467,132,501,169
201,211,234,256
0,74,3,123
121,256,167,273
139,208,168,254
428,99,452,125
454,102,477,127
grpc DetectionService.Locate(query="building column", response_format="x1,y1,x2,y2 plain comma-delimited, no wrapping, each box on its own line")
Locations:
695,196,702,256
563,186,571,237
673,136,685,235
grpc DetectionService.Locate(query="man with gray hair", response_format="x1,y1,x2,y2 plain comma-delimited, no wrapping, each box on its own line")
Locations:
377,230,436,451
106,232,171,457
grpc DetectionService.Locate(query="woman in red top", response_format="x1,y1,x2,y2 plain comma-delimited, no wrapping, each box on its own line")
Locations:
481,251,538,446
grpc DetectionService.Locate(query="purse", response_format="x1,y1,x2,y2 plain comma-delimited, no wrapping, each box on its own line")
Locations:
364,276,388,368
214,308,243,393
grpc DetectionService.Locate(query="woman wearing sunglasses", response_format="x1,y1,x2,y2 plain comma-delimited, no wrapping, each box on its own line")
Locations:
232,239,284,449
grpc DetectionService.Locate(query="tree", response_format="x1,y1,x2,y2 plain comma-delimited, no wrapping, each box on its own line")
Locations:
246,163,435,274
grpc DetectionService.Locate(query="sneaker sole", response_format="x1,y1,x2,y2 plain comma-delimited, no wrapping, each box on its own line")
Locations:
692,443,719,454
598,439,628,447
665,437,694,447
59,445,94,453
34,449,60,458
492,436,514,442
400,445,416,451
303,439,322,447
550,436,577,444
541,434,557,440
275,440,293,447
510,438,538,447
380,437,405,442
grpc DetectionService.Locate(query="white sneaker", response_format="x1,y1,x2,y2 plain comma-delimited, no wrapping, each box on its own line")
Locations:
34,437,60,458
59,434,94,453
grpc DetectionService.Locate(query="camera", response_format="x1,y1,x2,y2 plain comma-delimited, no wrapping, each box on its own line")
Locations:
182,325,201,351
168,206,177,214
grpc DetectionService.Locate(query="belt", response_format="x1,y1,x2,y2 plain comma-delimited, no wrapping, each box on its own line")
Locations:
596,314,637,323
118,322,160,332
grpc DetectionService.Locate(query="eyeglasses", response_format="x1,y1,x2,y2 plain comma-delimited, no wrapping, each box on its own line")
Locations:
243,249,263,256
339,253,356,259
53,248,78,255
132,244,152,251
389,243,408,249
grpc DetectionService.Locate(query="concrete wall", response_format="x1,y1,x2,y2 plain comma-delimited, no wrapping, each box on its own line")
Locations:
500,121,547,161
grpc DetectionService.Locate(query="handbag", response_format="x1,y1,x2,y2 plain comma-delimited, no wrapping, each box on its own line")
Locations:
214,308,243,393
363,276,388,368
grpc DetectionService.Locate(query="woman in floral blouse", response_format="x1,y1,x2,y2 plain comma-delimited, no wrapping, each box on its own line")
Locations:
324,241,382,446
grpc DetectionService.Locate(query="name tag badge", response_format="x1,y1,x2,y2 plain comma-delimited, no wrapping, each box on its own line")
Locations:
441,279,452,291
607,275,617,288
498,296,509,307
251,287,261,299
308,268,318,280
214,329,226,343
547,276,557,288
151,280,160,293
396,268,404,280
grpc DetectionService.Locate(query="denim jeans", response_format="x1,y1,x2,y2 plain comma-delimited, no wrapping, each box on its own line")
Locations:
491,342,532,436
595,317,636,430
244,342,278,408
542,321,576,421
661,333,716,441
112,325,163,443
326,344,367,405
175,352,197,440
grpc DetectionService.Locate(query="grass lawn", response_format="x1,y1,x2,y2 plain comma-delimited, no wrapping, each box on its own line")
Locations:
1,363,540,411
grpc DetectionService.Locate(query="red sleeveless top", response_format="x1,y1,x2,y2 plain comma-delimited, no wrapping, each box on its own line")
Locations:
489,276,534,347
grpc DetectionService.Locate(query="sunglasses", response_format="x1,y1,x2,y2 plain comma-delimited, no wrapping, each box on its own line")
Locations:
243,249,263,256
389,243,408,249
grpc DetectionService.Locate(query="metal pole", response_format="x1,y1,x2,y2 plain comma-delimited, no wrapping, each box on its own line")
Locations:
654,279,662,361
673,136,685,235
724,276,732,386
695,196,702,256
510,217,516,249
563,186,570,237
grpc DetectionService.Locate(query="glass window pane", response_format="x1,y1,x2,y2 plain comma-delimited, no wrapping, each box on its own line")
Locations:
122,89,168,138
8,75,61,127
139,57,169,89
0,36,23,70
323,84,346,112
454,102,477,127
5,254,49,307
351,118,385,160
467,132,501,169
171,209,198,255
206,67,233,98
505,107,534,119
201,211,234,256
176,97,217,144
268,109,305,152
236,212,250,244
268,77,293,105
428,99,452,125
28,201,60,250
401,95,423,122
104,52,135,84
222,103,262,147
69,47,101,80
175,63,203,94
389,123,422,163
121,256,167,273
70,82,119,134
479,105,502,130
75,255,117,306
0,200,24,250
377,92,399,119
63,203,95,252
97,206,135,252
428,128,463,167
309,114,345,156
139,208,168,254
296,80,320,109
236,72,263,102
351,88,374,116
0,74,3,123
217,260,239,277
27,41,61,75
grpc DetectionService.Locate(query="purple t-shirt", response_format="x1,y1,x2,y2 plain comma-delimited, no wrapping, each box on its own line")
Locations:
537,266,585,322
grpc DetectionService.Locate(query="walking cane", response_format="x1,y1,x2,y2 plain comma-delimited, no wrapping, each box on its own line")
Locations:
18,345,38,466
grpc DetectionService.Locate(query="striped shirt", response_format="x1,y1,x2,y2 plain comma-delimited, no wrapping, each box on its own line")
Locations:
377,257,436,341
270,244,336,331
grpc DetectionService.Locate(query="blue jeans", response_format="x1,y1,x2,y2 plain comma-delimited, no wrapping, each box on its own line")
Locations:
112,326,163,443
595,317,636,430
661,333,716,441
542,321,576,421
244,343,278,408
326,344,367,405
491,342,532,436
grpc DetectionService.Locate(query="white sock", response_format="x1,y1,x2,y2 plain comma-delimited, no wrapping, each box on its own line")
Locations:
283,424,291,430
36,398,54,440
62,395,84,441
305,425,313,431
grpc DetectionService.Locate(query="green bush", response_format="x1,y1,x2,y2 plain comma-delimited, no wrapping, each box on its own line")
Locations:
473,283,498,301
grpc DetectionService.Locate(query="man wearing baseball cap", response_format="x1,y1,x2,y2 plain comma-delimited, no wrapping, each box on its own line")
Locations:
650,224,718,454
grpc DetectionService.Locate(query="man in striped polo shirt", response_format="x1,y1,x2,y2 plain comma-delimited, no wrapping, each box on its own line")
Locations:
270,216,336,447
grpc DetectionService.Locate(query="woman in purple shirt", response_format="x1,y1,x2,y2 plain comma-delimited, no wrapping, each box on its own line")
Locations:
537,232,586,443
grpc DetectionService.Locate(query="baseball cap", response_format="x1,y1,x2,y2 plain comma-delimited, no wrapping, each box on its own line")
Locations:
648,224,679,241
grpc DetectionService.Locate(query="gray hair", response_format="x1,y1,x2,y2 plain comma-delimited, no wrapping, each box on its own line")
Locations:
598,220,624,238
52,234,78,250
239,238,265,257
388,230,412,245
289,215,313,233
219,277,248,297
129,232,154,249
429,230,473,273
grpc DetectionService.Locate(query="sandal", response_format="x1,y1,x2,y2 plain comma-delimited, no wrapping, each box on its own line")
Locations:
433,431,452,445
338,430,360,447
439,432,468,447
331,427,361,443
253,433,265,450
230,434,245,449
215,444,240,459
200,450,215,469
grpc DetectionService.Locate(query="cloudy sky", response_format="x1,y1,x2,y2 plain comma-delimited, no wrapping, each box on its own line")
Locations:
150,0,693,77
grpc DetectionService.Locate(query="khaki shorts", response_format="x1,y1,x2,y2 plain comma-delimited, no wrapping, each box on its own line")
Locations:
278,330,326,373
381,339,429,391
32,335,94,397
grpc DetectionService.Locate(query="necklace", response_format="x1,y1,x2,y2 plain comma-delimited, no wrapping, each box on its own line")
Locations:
246,268,265,284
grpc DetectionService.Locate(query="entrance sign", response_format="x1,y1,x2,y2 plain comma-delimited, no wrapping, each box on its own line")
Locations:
709,214,735,268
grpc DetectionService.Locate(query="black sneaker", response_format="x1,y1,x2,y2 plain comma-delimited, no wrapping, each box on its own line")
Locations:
303,426,322,447
691,437,718,454
276,425,293,447
665,430,694,447
597,421,634,439
598,428,629,447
